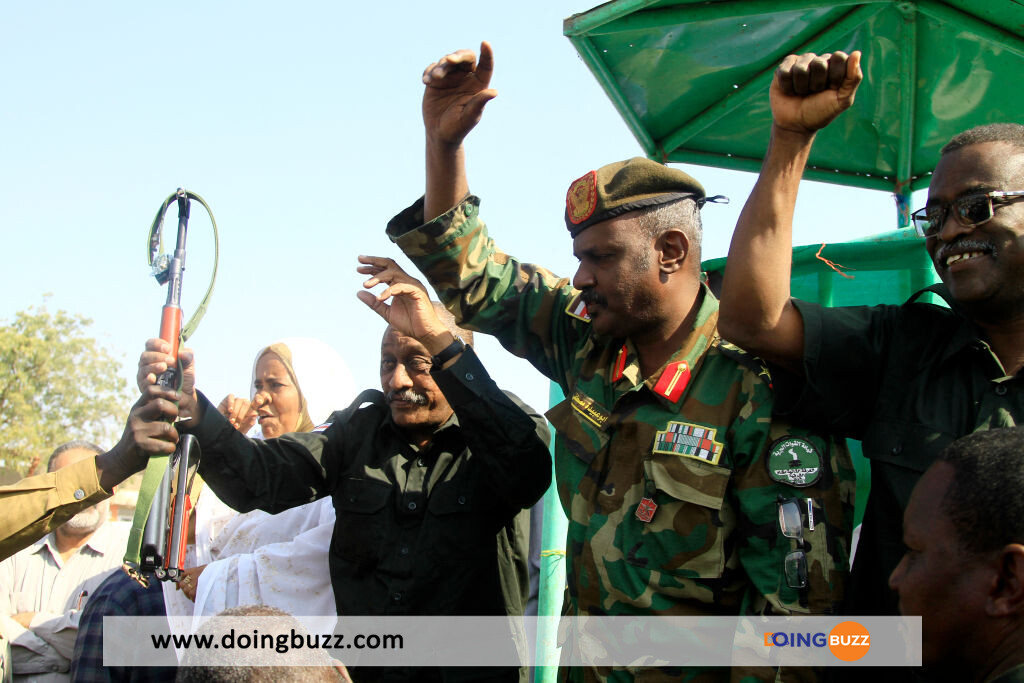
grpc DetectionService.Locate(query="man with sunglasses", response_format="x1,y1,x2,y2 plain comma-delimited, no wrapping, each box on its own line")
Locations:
718,48,1024,629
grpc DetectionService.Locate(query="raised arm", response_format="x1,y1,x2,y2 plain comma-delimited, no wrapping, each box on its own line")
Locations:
421,42,497,221
718,51,862,372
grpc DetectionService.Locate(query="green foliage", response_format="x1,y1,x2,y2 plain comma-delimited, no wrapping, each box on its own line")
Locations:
0,301,132,474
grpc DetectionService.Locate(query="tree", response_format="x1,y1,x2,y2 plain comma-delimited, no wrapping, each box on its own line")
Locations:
0,301,133,474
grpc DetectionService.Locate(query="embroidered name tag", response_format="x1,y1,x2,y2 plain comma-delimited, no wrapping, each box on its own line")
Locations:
571,390,610,429
653,421,724,465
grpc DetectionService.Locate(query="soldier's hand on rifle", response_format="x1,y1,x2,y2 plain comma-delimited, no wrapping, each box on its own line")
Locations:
422,41,497,148
137,339,199,422
770,50,862,137
96,383,183,489
357,255,455,354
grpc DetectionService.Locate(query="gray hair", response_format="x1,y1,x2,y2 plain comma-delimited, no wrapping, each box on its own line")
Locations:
633,198,703,269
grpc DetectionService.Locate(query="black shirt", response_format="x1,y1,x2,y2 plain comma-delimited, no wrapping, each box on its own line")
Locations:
190,347,551,681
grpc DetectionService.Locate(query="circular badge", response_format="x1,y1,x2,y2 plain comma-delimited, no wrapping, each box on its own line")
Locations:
767,437,823,487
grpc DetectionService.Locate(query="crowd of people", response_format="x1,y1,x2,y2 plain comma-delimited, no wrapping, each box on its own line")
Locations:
0,42,1020,683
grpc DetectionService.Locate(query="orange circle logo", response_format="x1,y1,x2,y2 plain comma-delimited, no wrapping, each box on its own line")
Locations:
828,621,871,662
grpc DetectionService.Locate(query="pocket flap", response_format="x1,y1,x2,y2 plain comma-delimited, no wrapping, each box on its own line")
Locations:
861,420,954,473
650,455,731,510
428,482,474,515
336,477,391,513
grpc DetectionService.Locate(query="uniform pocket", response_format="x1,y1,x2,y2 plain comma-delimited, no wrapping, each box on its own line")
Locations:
333,477,391,565
621,455,732,579
425,479,498,567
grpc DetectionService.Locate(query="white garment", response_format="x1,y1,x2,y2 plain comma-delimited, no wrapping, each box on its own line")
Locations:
0,522,131,681
192,498,336,619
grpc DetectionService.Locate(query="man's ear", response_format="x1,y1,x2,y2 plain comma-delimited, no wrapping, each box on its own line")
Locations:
655,229,689,274
987,544,1024,617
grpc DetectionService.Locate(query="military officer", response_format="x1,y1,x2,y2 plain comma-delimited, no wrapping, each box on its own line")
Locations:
360,42,856,682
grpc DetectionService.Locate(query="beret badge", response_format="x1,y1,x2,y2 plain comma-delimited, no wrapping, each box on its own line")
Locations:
566,171,598,226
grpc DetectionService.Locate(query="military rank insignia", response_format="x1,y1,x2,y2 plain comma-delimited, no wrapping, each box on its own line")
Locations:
635,497,658,523
767,437,823,487
653,421,723,465
652,361,691,402
566,170,598,225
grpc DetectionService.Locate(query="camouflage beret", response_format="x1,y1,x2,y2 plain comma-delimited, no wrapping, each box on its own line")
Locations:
564,157,706,237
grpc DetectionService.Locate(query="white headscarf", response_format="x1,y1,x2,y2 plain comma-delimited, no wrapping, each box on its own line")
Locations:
247,337,357,438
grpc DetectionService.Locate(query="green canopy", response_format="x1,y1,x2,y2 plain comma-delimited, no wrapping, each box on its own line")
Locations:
564,0,1024,225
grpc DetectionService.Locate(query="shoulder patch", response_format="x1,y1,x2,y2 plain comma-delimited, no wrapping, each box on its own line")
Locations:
718,341,772,385
312,422,332,433
565,295,591,322
653,421,723,465
767,437,823,487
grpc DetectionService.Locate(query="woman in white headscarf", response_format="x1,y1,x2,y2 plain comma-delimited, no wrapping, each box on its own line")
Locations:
164,338,355,623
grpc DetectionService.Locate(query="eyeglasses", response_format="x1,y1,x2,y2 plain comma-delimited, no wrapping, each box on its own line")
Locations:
910,190,1024,238
778,498,808,589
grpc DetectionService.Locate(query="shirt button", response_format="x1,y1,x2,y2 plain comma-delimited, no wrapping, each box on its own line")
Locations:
465,373,474,381
407,501,417,511
416,458,425,467
392,592,403,602
400,546,409,556
995,384,1008,396
891,443,902,456
73,488,86,500
458,495,467,505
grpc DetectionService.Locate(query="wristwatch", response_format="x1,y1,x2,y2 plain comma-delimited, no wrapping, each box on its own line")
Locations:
431,336,466,368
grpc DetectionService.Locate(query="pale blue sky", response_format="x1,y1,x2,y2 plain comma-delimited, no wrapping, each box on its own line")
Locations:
0,1,917,423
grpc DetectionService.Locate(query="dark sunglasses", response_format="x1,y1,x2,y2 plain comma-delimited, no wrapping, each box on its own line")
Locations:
910,190,1024,238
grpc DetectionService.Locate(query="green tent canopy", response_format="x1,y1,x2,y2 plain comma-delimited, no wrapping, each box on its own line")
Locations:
564,0,1024,225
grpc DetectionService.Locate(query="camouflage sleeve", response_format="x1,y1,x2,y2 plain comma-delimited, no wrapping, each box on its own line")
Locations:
725,351,854,616
387,195,584,390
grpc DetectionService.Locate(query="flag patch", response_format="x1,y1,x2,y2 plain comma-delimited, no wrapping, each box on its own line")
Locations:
565,296,591,322
312,422,333,433
652,422,723,464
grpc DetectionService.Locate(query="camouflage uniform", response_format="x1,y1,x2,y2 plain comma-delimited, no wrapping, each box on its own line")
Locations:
388,192,853,682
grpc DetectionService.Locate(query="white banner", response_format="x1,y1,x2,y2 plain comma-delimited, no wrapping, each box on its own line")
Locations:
102,615,921,668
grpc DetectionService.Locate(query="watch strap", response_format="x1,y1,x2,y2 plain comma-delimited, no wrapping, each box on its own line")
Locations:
432,337,466,368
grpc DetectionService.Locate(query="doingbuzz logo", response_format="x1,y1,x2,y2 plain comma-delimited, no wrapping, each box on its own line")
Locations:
763,621,871,662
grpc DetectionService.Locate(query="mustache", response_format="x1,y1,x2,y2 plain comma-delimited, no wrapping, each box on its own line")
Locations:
580,289,607,307
934,238,996,265
386,389,429,406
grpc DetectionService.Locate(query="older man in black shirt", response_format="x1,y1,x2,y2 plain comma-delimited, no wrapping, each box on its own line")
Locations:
136,263,551,682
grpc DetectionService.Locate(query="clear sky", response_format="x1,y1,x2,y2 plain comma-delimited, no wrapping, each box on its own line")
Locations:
0,1,919,426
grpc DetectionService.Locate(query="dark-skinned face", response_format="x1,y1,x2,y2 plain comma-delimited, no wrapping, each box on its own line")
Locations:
925,142,1024,318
